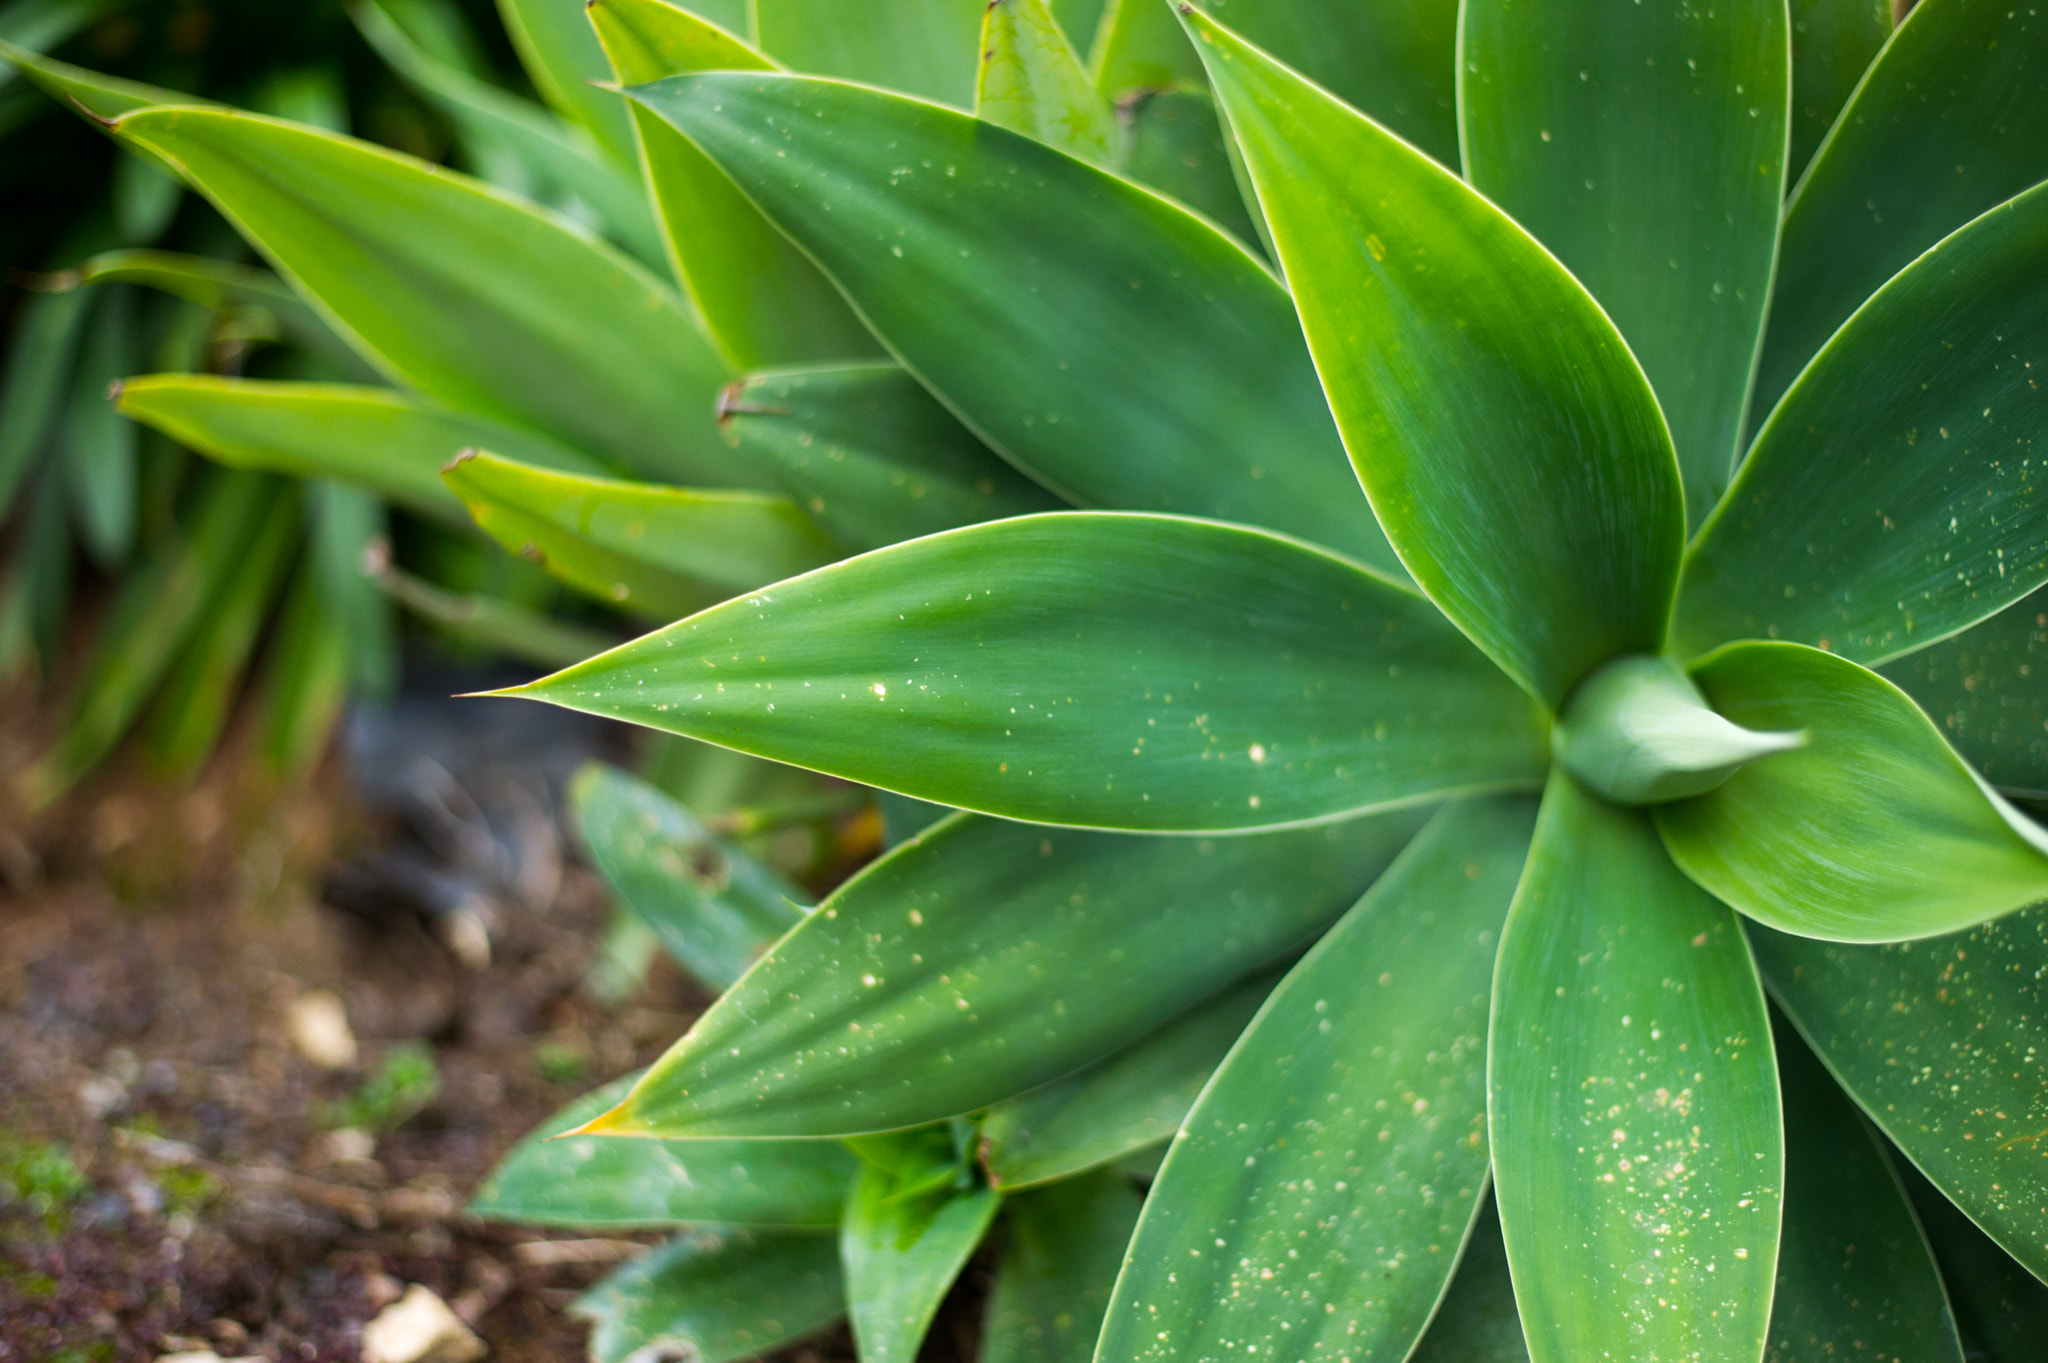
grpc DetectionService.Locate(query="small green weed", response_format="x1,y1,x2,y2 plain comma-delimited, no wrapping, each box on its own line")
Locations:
318,1042,440,1132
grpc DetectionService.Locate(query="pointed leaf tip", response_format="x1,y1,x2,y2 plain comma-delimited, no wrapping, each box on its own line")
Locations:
1553,654,1805,804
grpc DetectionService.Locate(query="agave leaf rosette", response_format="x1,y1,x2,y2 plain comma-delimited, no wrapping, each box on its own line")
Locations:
492,1,2048,1360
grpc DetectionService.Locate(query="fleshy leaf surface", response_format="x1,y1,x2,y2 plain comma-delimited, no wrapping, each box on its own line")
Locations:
1755,0,2048,426
1118,88,1260,247
1490,772,1781,1363
1188,10,1684,709
589,806,1422,1138
1766,1026,1963,1362
1679,181,2048,666
1099,797,1534,1363
1656,641,2048,942
981,1171,1141,1363
115,377,599,522
110,107,744,485
977,965,1280,1190
1406,1198,1527,1363
471,1071,855,1227
1899,1161,2048,1362
976,0,1118,165
842,1154,1001,1363
719,364,1061,553
1787,0,1890,178
573,1228,844,1363
569,762,806,992
1461,0,1787,524
625,71,1402,573
1884,587,2048,796
493,0,637,164
754,0,984,105
1551,654,1802,806
444,452,835,617
1752,904,2048,1282
589,0,877,368
512,514,1548,832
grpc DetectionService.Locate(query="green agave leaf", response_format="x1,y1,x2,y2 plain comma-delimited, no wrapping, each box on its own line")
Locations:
0,283,92,517
369,557,618,669
18,471,285,808
443,451,834,619
1898,1161,2048,1363
511,514,1548,832
1051,0,1106,53
1460,0,1787,526
115,376,600,522
354,0,664,264
1490,772,1780,1363
493,0,636,165
588,804,1423,1138
70,248,375,380
718,363,1061,553
589,0,878,370
1883,587,2048,796
1099,797,1535,1363
142,487,299,776
110,107,745,486
1755,0,2048,427
977,0,1118,166
1751,905,2048,1282
1679,181,2048,667
1551,654,1803,806
573,1227,845,1363
257,550,350,779
307,480,398,700
1118,88,1260,248
1188,10,1684,710
1788,0,1890,179
977,964,1281,1190
0,471,73,683
1406,1199,1527,1363
1090,0,1200,95
568,762,806,992
1656,641,2048,942
625,72,1402,574
472,1070,854,1227
843,1157,1002,1363
981,1171,1141,1363
1766,1025,1963,1362
0,0,102,71
754,0,984,107
0,36,207,120
879,791,951,847
59,283,138,570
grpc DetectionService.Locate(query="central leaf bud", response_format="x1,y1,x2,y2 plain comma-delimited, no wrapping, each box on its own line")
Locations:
1552,655,1803,805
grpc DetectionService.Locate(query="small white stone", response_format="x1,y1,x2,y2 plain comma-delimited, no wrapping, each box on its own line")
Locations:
286,991,358,1070
360,1284,487,1363
321,1126,377,1163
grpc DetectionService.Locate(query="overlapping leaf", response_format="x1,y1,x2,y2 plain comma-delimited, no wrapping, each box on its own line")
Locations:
512,515,1548,831
1787,0,1890,177
1657,641,2048,941
753,0,984,107
842,1145,1001,1363
977,0,1117,165
573,1227,844,1363
982,1172,1141,1363
1490,773,1780,1363
1884,588,2048,795
1188,10,1683,708
585,805,1423,1138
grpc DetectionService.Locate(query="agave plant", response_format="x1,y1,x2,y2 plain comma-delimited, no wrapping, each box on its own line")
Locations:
466,1,2048,1361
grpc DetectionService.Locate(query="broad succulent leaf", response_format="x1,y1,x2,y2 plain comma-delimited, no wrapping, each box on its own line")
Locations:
1550,654,1803,806
1752,906,2048,1281
115,377,598,522
1119,88,1261,246
1787,0,1890,178
624,71,1404,574
573,1227,844,1363
1460,0,1788,524
493,0,637,165
583,806,1423,1138
1188,10,1685,709
1678,181,2048,666
569,762,806,992
1900,1162,2048,1362
1884,587,2048,795
1490,773,1781,1363
981,1171,1141,1363
718,363,1062,553
1098,797,1533,1363
977,964,1281,1190
1406,1199,1527,1363
1090,0,1202,96
1656,641,2048,941
443,452,835,618
977,0,1118,166
842,1147,1002,1363
109,107,747,486
588,0,877,368
471,1070,855,1227
510,515,1548,832
754,0,985,106
1766,1027,1964,1360
1754,0,2048,425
